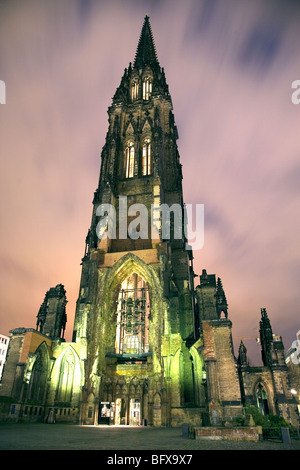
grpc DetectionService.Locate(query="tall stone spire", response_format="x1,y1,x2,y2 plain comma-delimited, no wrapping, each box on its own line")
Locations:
134,15,159,70
112,15,169,106
72,16,199,426
259,307,286,367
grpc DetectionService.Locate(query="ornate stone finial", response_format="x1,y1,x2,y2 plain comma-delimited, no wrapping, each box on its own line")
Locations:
216,277,228,319
238,340,248,366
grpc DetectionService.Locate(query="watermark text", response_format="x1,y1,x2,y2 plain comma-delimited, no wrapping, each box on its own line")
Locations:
291,80,300,105
95,197,204,250
0,80,6,104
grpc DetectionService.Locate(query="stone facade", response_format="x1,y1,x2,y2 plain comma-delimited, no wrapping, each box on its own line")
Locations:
237,309,299,425
0,17,298,428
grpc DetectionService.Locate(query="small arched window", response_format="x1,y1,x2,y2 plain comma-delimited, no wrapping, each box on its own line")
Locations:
143,78,152,100
131,80,139,101
255,383,270,415
125,141,135,178
142,138,151,176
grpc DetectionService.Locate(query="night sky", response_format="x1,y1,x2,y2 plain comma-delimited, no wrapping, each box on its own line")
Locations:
0,0,299,364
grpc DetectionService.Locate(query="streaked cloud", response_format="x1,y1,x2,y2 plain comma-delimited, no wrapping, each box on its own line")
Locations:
0,0,299,364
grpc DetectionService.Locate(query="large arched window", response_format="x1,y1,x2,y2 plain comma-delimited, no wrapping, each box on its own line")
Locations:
125,141,135,178
142,138,151,176
143,78,152,100
56,349,75,403
27,348,48,403
115,273,150,355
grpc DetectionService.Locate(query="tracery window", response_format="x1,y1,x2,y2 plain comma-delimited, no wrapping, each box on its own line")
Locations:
255,383,270,415
125,141,135,178
142,138,151,176
131,80,139,101
143,78,152,100
27,349,47,402
115,273,150,355
56,350,75,403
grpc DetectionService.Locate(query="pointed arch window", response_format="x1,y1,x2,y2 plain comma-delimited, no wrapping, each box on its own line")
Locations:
27,348,48,403
143,78,152,100
115,273,150,355
125,141,135,178
56,350,75,403
255,383,270,415
142,138,151,176
131,80,139,101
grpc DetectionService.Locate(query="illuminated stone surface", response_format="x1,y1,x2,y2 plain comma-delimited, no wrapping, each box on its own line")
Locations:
0,16,298,429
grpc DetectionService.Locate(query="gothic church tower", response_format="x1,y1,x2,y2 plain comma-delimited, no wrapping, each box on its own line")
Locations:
72,16,204,426
2,16,296,428
0,16,251,427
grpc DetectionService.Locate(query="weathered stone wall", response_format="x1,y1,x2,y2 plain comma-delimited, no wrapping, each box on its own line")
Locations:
171,407,203,427
240,365,299,425
0,329,52,399
202,320,243,422
195,426,260,441
0,332,26,398
0,328,84,423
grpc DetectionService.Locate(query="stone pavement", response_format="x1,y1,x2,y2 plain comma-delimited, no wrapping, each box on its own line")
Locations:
1,423,300,451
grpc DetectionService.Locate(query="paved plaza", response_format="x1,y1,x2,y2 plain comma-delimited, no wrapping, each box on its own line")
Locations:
1,423,300,451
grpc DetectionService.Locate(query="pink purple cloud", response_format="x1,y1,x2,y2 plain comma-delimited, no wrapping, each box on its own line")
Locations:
0,0,299,364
